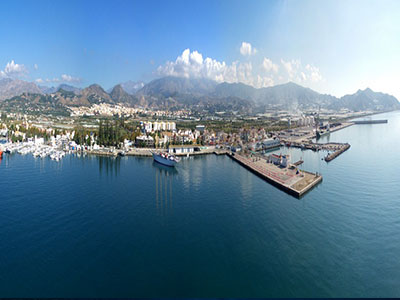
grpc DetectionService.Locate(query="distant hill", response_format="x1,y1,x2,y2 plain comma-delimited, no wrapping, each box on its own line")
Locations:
80,84,113,104
0,93,71,116
0,78,43,100
212,82,258,101
40,84,81,95
329,88,400,111
109,84,136,104
137,76,218,97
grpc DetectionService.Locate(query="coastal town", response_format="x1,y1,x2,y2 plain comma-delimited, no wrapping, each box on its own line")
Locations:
0,106,361,158
1,104,380,197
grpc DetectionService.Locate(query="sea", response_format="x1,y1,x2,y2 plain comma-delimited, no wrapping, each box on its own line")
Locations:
0,110,399,297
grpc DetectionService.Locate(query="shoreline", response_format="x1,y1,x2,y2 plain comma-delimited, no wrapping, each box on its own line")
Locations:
84,148,227,157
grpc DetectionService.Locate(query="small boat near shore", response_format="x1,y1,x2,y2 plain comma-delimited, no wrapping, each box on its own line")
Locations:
152,151,180,167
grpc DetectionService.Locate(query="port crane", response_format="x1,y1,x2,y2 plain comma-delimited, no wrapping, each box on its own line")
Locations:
315,105,321,140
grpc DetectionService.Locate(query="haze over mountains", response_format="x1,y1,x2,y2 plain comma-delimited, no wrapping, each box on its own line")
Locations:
0,76,399,113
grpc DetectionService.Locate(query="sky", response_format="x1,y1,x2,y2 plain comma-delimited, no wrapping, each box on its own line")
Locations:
0,0,399,99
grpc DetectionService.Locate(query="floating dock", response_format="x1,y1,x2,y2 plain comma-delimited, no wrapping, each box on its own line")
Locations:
228,153,322,198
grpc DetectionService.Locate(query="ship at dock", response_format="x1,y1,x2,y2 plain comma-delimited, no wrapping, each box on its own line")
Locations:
152,151,180,167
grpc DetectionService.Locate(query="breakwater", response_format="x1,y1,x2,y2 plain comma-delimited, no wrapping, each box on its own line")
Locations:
324,143,350,162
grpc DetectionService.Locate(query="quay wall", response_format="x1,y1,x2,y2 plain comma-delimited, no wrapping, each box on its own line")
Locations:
227,153,304,198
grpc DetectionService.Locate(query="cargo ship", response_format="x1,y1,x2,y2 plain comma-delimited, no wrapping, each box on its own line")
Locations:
152,151,180,167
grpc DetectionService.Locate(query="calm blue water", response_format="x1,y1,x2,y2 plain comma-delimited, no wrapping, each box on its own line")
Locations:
0,111,399,297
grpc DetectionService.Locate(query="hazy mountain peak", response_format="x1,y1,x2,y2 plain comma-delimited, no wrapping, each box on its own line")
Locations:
109,84,136,104
0,78,43,101
137,76,218,97
120,80,145,95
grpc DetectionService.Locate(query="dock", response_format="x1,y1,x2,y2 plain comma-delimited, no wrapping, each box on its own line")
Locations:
228,153,322,198
284,141,350,162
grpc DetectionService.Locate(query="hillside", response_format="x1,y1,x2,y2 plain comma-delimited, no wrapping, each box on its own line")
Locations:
330,88,400,111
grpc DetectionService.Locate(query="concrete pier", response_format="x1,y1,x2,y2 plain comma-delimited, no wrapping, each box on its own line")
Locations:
228,153,322,198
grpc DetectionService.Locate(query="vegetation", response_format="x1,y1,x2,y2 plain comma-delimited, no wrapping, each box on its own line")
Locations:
73,119,142,147
175,118,293,134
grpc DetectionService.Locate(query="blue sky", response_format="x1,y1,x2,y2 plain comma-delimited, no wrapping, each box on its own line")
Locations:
1,0,399,98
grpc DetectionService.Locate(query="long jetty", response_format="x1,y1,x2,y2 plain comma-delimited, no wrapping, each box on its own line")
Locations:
228,153,322,198
354,119,388,124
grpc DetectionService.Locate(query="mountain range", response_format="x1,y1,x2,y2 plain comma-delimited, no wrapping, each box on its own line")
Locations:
39,84,82,95
0,77,399,114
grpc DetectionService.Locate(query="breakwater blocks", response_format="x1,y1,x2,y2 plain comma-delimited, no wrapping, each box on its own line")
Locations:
325,143,350,162
228,153,322,198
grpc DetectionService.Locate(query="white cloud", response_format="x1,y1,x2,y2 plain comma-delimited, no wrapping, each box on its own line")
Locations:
255,75,274,88
61,74,81,83
157,48,323,89
240,42,257,56
39,74,82,84
0,60,28,78
305,64,322,82
157,48,269,87
281,59,301,79
262,58,279,73
280,59,323,83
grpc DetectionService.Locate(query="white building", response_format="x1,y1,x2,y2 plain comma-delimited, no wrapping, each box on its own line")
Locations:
142,121,176,133
168,145,195,154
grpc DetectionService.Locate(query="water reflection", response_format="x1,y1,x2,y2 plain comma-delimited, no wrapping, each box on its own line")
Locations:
153,162,177,217
98,156,121,177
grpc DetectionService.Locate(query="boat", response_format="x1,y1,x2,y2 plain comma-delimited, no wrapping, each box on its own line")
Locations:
118,151,126,157
152,151,180,167
0,150,3,158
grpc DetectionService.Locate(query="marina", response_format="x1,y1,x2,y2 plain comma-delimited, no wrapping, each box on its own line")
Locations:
1,141,68,161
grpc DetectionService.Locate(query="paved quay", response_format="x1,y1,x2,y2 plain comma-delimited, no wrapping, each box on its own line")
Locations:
85,147,226,157
228,153,322,198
